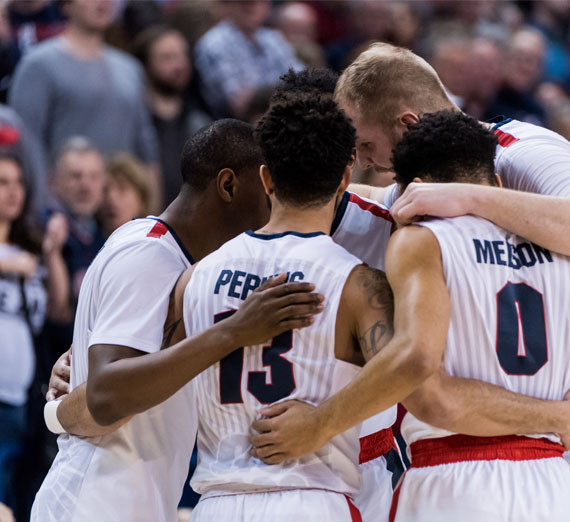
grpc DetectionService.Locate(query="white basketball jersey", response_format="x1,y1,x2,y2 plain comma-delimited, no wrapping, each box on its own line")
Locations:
32,218,197,522
332,191,397,435
184,230,363,497
402,215,570,445
383,118,570,208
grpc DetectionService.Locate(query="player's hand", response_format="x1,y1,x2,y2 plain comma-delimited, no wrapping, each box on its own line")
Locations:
46,347,72,401
0,502,15,522
249,400,329,464
228,274,324,347
390,180,477,227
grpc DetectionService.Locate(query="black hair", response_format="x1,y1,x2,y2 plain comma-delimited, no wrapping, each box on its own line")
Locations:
392,110,498,190
255,92,356,207
133,25,176,68
180,119,262,191
0,152,42,255
271,68,340,103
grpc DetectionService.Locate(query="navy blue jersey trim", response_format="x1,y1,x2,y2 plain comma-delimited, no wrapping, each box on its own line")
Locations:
246,230,327,240
146,217,195,264
487,116,513,130
330,191,350,236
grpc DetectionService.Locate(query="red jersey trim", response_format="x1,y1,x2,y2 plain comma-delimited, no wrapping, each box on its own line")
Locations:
349,193,394,223
494,128,520,148
358,427,397,464
147,221,168,238
410,434,564,468
345,495,363,522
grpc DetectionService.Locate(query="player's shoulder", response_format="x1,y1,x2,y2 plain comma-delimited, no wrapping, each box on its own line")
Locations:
331,190,392,236
494,118,568,150
386,224,440,272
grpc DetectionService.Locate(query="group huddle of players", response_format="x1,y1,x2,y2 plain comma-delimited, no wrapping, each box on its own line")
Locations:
32,43,570,522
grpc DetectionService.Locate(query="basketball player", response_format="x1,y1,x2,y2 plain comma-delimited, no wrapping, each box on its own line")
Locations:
251,111,570,521
31,120,324,522
337,43,570,256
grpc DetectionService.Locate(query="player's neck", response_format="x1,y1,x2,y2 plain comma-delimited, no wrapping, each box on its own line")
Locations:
257,198,336,236
159,190,235,262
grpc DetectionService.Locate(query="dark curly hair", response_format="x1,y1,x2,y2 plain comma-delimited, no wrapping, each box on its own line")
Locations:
255,92,355,207
271,68,340,103
392,110,498,190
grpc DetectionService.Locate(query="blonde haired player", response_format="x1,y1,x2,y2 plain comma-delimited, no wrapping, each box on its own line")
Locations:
335,42,570,257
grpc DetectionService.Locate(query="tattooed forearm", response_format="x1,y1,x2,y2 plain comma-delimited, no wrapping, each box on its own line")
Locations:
358,320,393,361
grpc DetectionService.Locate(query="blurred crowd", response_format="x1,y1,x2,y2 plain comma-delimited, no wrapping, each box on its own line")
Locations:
0,0,569,520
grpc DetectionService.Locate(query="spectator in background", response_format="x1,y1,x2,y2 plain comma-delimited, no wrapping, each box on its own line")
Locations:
326,0,391,71
464,37,504,120
0,108,48,217
530,0,570,87
275,2,325,67
486,27,547,125
194,0,302,118
134,26,211,205
99,153,152,237
428,34,472,108
49,137,106,309
8,0,160,204
0,153,68,515
8,0,65,55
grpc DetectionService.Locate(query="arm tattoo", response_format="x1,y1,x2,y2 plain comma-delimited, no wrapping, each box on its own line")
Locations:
162,318,182,349
355,266,395,361
359,320,391,361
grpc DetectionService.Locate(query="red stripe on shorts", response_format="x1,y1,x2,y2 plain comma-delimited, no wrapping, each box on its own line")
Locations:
147,222,168,238
344,495,362,522
410,434,564,468
388,471,407,522
359,427,398,464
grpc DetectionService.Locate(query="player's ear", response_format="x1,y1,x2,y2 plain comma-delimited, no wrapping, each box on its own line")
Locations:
397,111,420,129
259,165,275,197
216,168,237,202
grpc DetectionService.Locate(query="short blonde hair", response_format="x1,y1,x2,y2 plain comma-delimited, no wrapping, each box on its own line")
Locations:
335,43,455,126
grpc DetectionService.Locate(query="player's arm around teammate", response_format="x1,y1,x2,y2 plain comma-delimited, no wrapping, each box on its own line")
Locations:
46,271,324,434
250,225,570,462
251,224,449,462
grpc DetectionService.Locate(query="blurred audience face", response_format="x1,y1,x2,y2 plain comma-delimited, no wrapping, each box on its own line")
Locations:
65,0,116,33
0,158,25,223
147,30,191,95
504,29,545,92
101,175,144,234
54,149,106,219
277,3,318,44
227,0,269,34
469,38,503,103
351,0,391,41
431,38,472,98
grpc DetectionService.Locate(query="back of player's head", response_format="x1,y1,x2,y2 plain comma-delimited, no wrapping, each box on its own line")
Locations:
335,42,454,127
272,68,340,102
392,110,498,190
255,92,355,207
180,119,262,191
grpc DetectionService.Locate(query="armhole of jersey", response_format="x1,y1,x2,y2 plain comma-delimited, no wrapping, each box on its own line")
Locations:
330,191,351,236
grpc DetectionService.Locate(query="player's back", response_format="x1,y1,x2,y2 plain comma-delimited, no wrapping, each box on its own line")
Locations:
184,230,362,498
403,215,570,444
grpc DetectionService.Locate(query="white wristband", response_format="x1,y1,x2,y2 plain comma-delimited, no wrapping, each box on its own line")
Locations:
44,399,66,434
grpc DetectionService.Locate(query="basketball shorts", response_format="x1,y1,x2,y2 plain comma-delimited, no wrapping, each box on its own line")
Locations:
355,427,404,522
390,434,570,522
191,489,363,522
